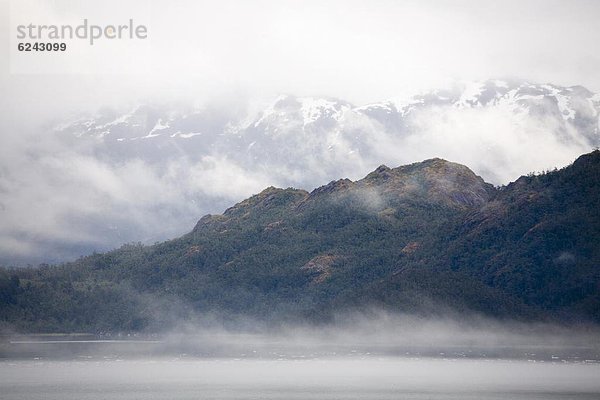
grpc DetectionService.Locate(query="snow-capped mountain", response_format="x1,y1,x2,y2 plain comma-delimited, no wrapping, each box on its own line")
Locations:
360,80,599,145
55,79,599,185
60,79,600,144
3,80,598,265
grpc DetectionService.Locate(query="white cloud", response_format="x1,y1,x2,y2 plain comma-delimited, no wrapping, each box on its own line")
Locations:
2,0,600,125
1,0,599,264
400,105,589,183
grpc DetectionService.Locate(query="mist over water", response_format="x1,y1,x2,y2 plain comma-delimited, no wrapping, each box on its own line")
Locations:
2,314,600,399
3,313,600,358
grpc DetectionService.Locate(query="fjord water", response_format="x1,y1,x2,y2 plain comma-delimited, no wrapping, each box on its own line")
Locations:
2,323,600,400
1,357,600,400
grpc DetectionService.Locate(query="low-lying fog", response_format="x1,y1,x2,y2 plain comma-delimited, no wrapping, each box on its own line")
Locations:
2,314,599,399
2,313,600,360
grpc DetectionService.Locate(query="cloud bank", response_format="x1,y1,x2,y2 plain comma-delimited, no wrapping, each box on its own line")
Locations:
1,0,600,264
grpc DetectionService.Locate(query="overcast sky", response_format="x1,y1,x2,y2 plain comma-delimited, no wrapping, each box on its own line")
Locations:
1,0,600,264
1,0,600,129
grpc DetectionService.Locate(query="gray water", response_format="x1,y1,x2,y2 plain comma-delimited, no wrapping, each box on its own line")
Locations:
2,321,600,400
1,358,600,400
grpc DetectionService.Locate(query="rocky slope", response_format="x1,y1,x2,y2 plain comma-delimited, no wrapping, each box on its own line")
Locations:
1,151,599,332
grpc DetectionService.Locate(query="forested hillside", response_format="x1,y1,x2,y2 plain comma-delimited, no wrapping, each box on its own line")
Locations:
1,151,599,333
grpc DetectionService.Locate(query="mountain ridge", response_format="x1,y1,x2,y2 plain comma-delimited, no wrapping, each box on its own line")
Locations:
57,80,600,145
1,150,599,332
3,78,599,266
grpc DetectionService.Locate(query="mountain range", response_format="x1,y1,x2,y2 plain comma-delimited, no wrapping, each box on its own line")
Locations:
56,79,600,184
2,79,598,266
1,150,599,333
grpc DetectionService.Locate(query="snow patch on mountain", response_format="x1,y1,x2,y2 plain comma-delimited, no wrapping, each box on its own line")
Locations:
299,97,350,125
456,81,486,108
142,119,170,139
171,132,203,139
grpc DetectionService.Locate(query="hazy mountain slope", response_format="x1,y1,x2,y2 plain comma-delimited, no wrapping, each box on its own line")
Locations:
1,151,599,332
2,80,599,266
437,151,600,321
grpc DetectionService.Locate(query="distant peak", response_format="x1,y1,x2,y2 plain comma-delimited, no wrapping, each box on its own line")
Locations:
309,178,354,197
572,149,600,169
363,164,393,182
259,186,283,194
273,95,301,109
391,157,456,174
420,157,447,164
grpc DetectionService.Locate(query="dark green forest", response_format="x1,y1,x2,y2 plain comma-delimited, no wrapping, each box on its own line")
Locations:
1,151,599,333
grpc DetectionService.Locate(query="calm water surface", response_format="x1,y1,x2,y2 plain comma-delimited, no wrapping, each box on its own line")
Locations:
1,357,599,400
